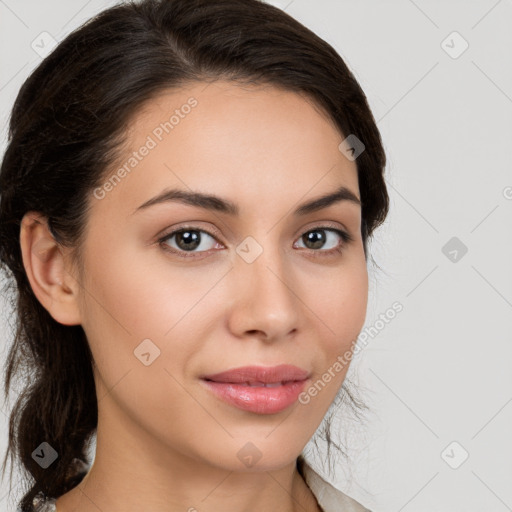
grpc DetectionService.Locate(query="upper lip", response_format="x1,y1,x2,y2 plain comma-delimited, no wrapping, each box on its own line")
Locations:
201,364,310,384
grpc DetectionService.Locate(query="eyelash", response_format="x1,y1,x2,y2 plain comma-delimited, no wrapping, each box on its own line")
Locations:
157,224,354,260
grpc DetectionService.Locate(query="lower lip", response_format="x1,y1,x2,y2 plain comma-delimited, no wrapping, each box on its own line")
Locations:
200,379,308,414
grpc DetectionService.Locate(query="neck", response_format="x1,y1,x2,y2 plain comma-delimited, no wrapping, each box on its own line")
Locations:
54,404,321,512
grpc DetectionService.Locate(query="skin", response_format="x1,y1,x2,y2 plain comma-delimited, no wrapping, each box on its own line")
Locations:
20,80,368,512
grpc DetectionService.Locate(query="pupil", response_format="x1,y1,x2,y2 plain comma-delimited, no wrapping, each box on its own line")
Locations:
305,230,325,249
177,230,200,251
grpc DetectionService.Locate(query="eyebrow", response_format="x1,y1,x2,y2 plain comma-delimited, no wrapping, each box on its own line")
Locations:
132,184,361,217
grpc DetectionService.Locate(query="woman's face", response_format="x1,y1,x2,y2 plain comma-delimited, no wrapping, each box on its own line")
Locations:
71,80,368,472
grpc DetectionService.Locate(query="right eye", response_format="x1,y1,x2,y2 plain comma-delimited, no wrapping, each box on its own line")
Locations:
158,227,224,258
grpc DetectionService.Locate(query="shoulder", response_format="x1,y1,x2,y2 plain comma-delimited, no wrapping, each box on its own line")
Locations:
299,458,372,512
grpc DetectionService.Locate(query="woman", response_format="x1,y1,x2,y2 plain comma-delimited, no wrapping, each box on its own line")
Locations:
0,0,389,510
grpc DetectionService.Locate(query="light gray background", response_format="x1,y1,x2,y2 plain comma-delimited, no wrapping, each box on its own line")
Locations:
1,1,511,511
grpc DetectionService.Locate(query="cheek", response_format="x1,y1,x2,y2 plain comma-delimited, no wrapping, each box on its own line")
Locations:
77,237,217,375
313,256,368,346
75,238,172,381
297,258,367,413
82,255,166,338
308,261,368,399
76,242,204,432
335,265,368,335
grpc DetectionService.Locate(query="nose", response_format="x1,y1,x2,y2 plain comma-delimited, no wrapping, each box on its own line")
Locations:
226,243,301,343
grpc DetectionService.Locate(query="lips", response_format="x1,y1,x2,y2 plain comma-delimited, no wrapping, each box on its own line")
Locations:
201,364,310,385
200,365,311,414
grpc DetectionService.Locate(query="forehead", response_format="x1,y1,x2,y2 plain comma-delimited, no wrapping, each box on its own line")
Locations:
91,80,359,219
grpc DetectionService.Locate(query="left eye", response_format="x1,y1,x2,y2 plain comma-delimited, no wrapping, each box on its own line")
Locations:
294,228,351,251
158,226,352,258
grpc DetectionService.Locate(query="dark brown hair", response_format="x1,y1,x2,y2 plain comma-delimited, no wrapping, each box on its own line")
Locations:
0,0,388,509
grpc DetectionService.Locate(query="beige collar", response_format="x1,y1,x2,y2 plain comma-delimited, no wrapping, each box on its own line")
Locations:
300,459,371,512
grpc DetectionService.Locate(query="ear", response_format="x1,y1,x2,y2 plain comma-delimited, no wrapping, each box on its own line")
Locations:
19,212,82,326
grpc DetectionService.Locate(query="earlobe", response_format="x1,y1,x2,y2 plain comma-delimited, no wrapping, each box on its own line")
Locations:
19,212,82,326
